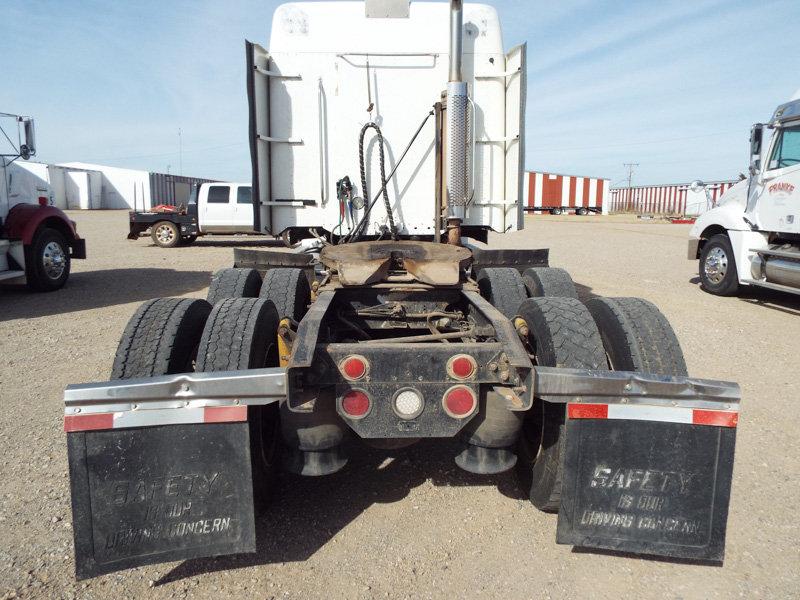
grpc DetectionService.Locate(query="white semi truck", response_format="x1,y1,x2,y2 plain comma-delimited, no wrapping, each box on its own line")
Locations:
689,91,800,296
1,113,86,290
62,1,740,579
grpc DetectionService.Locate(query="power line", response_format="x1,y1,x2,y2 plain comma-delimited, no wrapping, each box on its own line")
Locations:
623,163,639,210
623,162,639,189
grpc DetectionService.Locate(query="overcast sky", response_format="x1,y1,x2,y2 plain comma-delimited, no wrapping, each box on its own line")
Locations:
2,0,798,187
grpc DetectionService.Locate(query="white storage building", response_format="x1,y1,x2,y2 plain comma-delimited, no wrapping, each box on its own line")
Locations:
13,161,215,210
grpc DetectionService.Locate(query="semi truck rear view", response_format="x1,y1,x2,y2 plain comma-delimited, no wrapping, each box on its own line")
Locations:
62,1,741,580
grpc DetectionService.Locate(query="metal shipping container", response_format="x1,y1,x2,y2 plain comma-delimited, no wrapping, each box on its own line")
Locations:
149,173,217,207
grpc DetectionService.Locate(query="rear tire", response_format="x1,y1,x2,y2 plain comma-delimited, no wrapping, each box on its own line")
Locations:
196,298,281,508
699,234,739,296
259,268,311,322
522,267,577,299
576,207,588,216
476,267,528,319
25,227,71,292
111,298,212,379
584,297,688,376
151,221,180,248
206,267,262,305
515,297,606,512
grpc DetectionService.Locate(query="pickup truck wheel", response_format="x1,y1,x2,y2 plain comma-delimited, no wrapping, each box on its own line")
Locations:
515,297,606,512
699,234,739,296
151,221,180,248
196,298,281,508
476,267,528,320
111,298,212,379
584,297,688,376
522,267,578,299
206,267,262,305
259,268,311,322
25,227,71,292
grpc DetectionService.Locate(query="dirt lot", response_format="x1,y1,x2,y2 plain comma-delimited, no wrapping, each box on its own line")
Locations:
1,211,798,599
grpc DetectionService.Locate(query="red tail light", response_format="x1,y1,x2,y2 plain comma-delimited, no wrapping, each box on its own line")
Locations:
442,385,477,418
340,355,368,380
447,354,476,379
38,196,48,206
341,389,371,418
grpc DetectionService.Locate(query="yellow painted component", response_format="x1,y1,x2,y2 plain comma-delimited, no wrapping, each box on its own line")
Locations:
513,317,530,338
278,317,292,367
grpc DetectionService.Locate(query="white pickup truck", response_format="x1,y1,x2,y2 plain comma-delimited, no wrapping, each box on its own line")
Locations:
128,182,255,247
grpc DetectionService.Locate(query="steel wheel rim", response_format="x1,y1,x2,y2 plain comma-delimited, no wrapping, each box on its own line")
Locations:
156,224,175,244
42,241,66,279
704,246,728,284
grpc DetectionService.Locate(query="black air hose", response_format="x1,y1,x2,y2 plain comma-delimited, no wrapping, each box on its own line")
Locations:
345,110,434,244
358,122,397,240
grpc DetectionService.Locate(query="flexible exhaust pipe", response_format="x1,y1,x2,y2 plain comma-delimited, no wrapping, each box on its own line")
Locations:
446,0,467,243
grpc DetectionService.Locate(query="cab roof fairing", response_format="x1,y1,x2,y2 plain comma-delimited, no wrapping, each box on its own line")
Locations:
770,98,800,127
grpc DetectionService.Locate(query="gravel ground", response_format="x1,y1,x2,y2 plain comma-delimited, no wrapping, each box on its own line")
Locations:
1,211,798,599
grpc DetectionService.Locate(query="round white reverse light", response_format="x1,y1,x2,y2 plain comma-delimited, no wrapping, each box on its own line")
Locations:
394,389,423,419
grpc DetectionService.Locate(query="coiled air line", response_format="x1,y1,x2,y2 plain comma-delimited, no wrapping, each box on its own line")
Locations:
358,122,397,240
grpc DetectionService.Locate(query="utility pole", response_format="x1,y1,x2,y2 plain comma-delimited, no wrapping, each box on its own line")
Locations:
623,163,639,211
178,128,183,176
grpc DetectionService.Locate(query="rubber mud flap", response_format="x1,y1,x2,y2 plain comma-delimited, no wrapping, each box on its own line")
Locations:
556,417,736,562
67,423,256,579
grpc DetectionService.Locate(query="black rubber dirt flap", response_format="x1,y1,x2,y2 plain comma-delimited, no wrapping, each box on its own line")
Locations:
556,419,736,562
67,423,256,579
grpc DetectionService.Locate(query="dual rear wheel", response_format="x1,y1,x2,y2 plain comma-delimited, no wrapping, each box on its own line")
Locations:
477,267,688,512
111,266,313,508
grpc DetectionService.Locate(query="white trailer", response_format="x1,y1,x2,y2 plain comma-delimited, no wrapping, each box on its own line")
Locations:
689,91,800,296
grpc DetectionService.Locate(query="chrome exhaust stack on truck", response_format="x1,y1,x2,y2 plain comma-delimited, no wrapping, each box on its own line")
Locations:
445,0,468,243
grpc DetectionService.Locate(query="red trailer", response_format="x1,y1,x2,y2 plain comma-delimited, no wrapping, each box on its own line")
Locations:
523,171,610,215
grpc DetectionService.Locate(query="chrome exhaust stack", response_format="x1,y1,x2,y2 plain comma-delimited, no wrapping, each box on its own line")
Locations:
445,0,468,242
